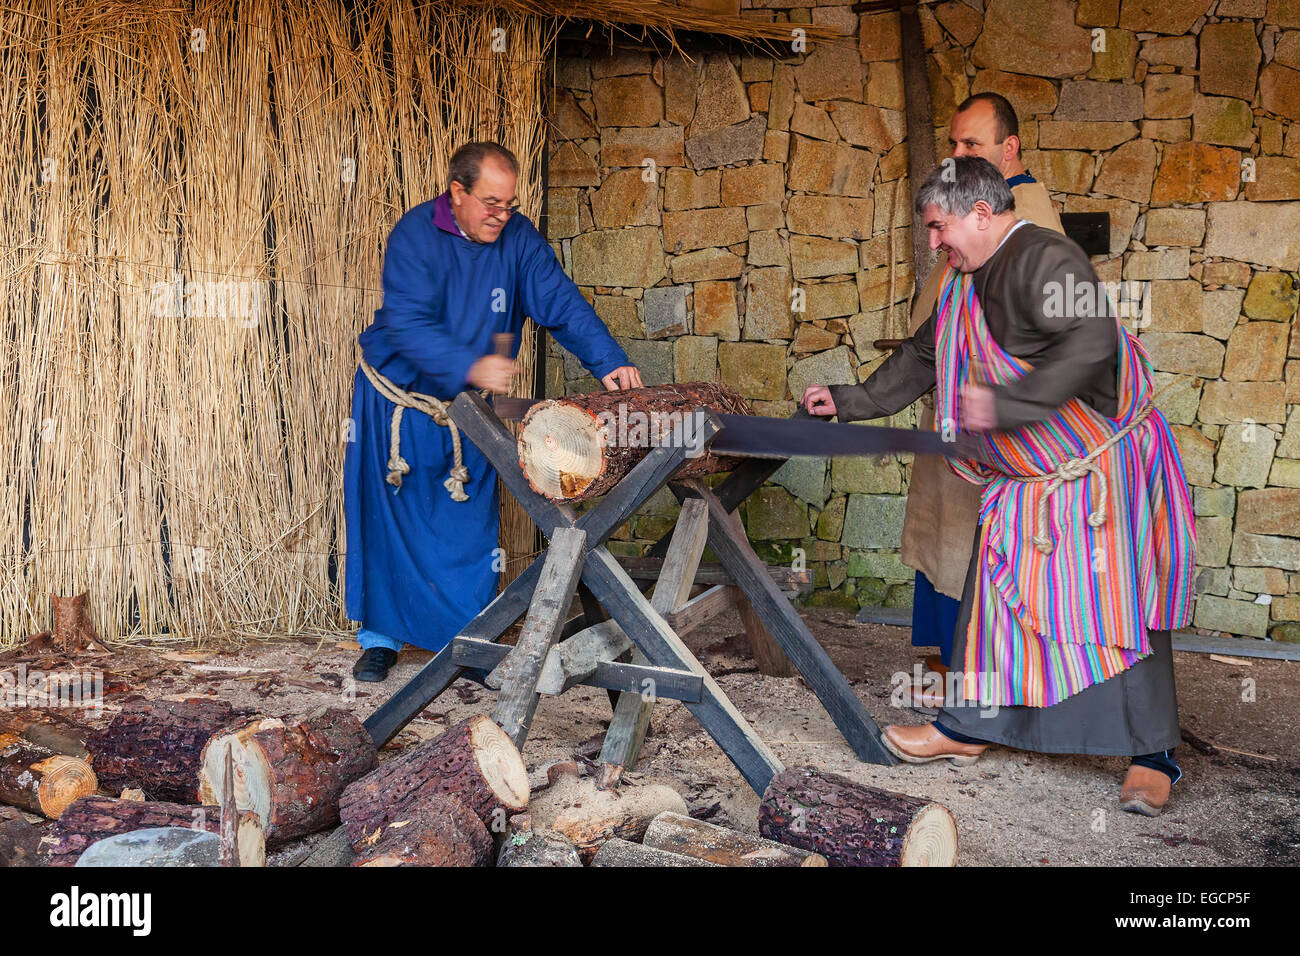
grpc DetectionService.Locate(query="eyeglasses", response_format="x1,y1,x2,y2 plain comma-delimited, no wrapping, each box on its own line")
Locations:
469,191,520,218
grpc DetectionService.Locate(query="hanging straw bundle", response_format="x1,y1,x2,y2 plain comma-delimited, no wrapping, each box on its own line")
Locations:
0,0,552,643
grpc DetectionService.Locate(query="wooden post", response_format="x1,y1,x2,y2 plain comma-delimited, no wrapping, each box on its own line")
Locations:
490,527,587,749
598,497,711,788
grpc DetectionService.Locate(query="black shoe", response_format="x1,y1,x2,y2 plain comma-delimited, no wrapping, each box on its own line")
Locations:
352,647,398,682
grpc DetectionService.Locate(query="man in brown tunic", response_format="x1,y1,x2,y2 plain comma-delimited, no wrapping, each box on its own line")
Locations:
801,158,1187,815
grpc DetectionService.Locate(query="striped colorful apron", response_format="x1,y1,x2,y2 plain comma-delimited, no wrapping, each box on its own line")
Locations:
933,265,1196,707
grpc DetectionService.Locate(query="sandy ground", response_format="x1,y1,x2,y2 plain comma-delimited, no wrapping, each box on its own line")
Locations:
9,607,1298,866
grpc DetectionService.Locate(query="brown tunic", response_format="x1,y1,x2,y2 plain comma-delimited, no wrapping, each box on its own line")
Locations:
898,180,1064,598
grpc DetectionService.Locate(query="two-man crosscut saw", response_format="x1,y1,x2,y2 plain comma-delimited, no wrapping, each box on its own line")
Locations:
491,397,988,462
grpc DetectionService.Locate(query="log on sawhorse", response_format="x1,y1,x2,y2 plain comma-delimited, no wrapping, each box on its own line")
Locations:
361,392,895,798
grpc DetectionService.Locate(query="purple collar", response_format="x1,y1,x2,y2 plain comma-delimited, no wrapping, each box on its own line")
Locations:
433,191,469,239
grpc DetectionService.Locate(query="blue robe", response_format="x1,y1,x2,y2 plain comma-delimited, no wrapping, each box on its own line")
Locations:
343,192,628,651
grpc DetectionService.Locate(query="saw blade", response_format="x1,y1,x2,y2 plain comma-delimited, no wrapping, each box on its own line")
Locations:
710,413,984,461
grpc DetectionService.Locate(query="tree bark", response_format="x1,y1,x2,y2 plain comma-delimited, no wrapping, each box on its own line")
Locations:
0,735,97,819
518,382,751,501
42,795,265,867
758,766,958,867
198,707,377,845
0,815,43,866
643,811,827,867
339,715,528,846
526,762,687,863
589,837,719,867
495,813,582,867
86,696,243,802
352,793,492,867
0,708,92,760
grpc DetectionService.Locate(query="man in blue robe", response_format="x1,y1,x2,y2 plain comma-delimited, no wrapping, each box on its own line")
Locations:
344,142,641,681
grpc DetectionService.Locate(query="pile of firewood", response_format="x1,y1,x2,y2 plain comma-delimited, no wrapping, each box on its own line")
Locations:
1,694,958,867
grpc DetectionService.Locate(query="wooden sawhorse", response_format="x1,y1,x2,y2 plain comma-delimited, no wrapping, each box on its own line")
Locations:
363,393,895,796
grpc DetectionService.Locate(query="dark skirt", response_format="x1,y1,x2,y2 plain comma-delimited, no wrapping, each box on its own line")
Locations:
935,527,1181,757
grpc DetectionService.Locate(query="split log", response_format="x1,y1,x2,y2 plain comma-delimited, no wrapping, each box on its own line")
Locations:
0,816,43,866
526,762,687,863
758,767,958,867
197,707,377,845
86,696,243,802
0,734,97,819
0,708,92,760
495,814,582,868
643,811,827,867
590,837,719,867
42,795,265,868
339,715,528,847
76,827,220,867
518,382,751,501
352,793,491,867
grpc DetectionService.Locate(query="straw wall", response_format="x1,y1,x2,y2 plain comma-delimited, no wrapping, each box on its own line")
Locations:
0,0,549,642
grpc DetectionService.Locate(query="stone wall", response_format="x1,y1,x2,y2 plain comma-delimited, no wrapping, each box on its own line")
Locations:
543,0,1300,643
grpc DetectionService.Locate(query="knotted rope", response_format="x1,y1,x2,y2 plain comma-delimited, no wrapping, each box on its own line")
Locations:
1014,401,1155,555
358,357,470,502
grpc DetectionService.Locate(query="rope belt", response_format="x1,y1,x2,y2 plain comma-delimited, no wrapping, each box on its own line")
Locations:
1009,401,1155,555
358,357,470,502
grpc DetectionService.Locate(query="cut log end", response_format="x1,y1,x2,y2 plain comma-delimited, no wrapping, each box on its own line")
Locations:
198,718,279,829
471,717,530,813
518,403,606,500
35,756,99,819
899,803,959,867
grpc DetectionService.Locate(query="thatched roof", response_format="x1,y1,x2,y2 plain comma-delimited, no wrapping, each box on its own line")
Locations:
464,0,845,44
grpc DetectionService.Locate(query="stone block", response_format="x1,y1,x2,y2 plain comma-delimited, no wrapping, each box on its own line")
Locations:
1204,202,1300,270
770,456,830,508
841,494,907,550
594,295,642,338
590,168,660,228
1143,208,1205,247
718,341,787,400
1124,249,1190,281
1214,423,1277,488
1242,272,1300,321
1199,20,1262,101
663,207,748,254
1023,149,1094,195
1093,138,1157,203
787,196,873,241
787,346,856,402
720,164,785,207
642,285,689,338
674,334,717,384
1193,595,1270,637
663,168,720,211
1231,530,1300,571
1056,80,1145,122
1237,487,1300,535
973,0,1093,77
592,74,663,127
1037,121,1139,150
832,454,903,494
1261,62,1300,120
796,41,863,103
1223,322,1288,381
1193,485,1235,518
670,248,744,283
816,494,846,540
1146,280,1202,331
748,230,789,268
790,236,860,280
688,54,749,137
684,116,767,169
1138,332,1223,377
1171,424,1215,485
859,11,902,62
827,102,905,152
1140,35,1198,69
1196,515,1233,566
1090,28,1139,81
972,70,1059,120
744,267,794,340
1193,95,1256,149
1244,156,1300,201
549,141,599,187
1198,381,1287,424
619,338,673,387
693,280,740,340
601,127,685,167
1120,0,1215,34
803,281,860,321
1151,143,1241,204
746,486,809,541
571,228,666,288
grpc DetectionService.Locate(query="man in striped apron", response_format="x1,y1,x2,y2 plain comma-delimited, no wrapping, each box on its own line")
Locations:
802,157,1196,815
